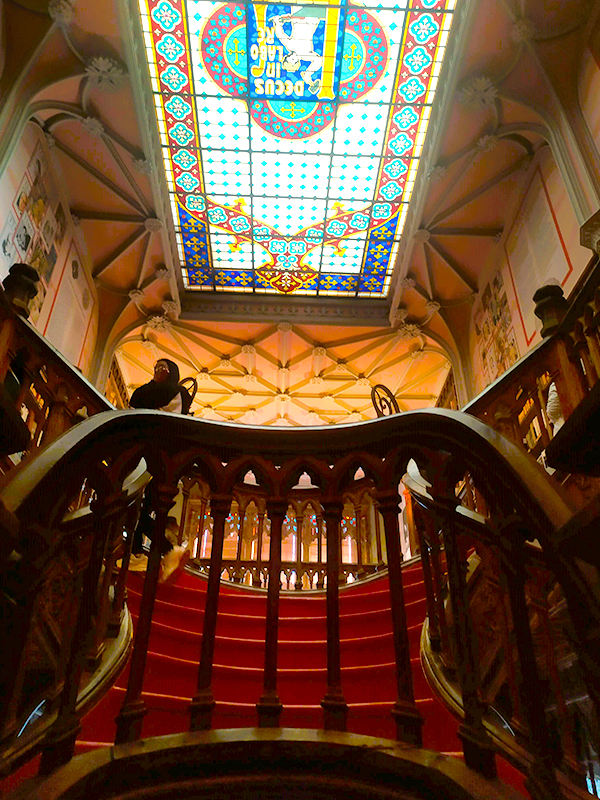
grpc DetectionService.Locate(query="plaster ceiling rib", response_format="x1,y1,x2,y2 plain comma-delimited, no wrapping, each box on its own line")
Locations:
426,157,527,228
368,350,412,378
425,238,478,294
134,232,152,288
175,321,266,349
92,225,147,278
423,151,479,229
423,243,435,298
53,140,147,215
169,328,205,374
363,336,403,378
429,227,504,237
395,360,446,395
102,137,154,217
69,210,147,223
120,348,154,379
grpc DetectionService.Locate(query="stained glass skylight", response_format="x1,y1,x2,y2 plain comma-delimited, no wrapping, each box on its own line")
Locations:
139,0,458,296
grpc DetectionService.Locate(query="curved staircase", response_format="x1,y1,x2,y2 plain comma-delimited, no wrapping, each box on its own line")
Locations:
72,563,526,797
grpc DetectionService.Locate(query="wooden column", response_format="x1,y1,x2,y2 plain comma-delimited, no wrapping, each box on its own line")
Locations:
442,511,497,779
253,510,265,587
379,491,423,745
179,488,189,546
501,549,565,799
373,500,383,564
114,482,177,744
295,512,304,590
402,488,420,556
109,502,138,635
316,513,324,588
188,495,229,730
40,491,127,773
320,499,348,731
256,500,286,727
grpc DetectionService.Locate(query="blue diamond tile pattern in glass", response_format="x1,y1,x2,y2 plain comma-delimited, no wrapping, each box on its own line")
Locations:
139,0,458,294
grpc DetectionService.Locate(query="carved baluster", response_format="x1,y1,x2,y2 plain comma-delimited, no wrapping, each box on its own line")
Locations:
253,510,265,587
87,517,125,666
295,511,303,590
402,488,420,556
373,499,383,563
257,500,286,727
115,482,177,743
179,486,190,547
320,499,348,731
534,592,585,787
189,494,229,730
39,490,127,773
583,306,600,382
427,517,451,660
552,336,587,418
500,539,565,799
442,512,497,778
572,322,597,388
109,501,138,634
379,491,423,745
414,504,442,654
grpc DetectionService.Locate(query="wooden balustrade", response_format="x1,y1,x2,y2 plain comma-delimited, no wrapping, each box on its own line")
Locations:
0,408,598,799
0,283,112,487
409,470,596,797
464,256,600,511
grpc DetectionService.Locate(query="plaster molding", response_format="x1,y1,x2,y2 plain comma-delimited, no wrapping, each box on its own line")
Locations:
179,295,391,325
133,157,153,175
81,116,104,137
396,322,422,341
154,266,170,280
413,229,430,244
457,75,498,112
510,18,534,45
144,217,163,232
146,314,172,332
399,276,416,289
581,210,600,255
476,134,499,153
128,288,145,303
162,299,179,317
48,0,76,26
85,56,127,93
428,165,446,181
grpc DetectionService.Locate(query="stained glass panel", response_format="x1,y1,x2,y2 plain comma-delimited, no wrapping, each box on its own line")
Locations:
139,0,458,295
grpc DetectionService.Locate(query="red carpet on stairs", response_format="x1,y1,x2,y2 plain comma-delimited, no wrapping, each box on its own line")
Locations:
76,562,527,796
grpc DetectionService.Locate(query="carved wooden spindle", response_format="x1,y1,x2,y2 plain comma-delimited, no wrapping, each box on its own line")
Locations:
379,491,423,745
109,502,138,635
320,499,348,731
257,500,286,727
501,546,565,800
87,520,124,667
189,494,229,731
295,511,303,590
39,490,127,774
442,514,497,779
414,506,442,654
115,482,176,744
427,518,451,661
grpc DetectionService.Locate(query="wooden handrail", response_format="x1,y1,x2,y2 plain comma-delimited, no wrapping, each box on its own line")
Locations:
1,408,597,800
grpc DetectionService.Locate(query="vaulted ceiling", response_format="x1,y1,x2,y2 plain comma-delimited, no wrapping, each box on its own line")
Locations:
3,0,598,422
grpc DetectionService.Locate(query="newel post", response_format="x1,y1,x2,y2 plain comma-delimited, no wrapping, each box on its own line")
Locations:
115,481,177,744
39,489,128,774
441,509,497,778
256,499,286,727
378,490,423,745
499,535,565,800
320,499,348,731
189,494,230,731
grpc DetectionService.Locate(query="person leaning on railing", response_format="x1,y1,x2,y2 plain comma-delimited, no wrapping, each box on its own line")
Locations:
127,358,192,571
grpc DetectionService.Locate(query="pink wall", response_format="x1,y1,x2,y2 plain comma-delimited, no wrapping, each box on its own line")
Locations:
0,121,98,374
469,147,591,395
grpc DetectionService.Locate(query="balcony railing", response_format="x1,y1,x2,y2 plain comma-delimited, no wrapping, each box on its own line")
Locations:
0,407,597,800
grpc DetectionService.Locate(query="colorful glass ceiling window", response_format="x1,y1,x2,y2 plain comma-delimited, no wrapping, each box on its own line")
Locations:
139,0,458,296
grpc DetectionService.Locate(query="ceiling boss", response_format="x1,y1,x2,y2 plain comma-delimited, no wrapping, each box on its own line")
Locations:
141,0,456,295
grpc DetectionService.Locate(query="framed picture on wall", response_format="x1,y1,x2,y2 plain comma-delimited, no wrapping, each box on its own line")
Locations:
41,206,57,251
54,204,67,248
12,174,32,219
13,212,35,259
0,210,18,268
27,141,48,185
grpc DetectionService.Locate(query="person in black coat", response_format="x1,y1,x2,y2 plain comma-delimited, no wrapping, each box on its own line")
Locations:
129,358,191,414
128,359,190,558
